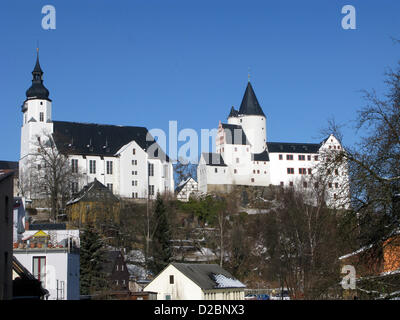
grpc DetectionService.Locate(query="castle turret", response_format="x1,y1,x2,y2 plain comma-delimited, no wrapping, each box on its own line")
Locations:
237,82,266,153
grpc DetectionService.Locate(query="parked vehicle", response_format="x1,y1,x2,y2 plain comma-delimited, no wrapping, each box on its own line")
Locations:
244,294,258,300
257,294,270,300
270,290,290,300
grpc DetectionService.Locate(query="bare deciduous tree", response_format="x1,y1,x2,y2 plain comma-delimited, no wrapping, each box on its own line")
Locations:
23,131,81,222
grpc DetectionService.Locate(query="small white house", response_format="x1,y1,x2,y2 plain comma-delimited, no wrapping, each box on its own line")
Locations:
175,177,198,202
13,228,80,300
144,263,246,300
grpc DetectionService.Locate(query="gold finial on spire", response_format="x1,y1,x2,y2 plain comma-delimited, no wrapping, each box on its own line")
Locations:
248,67,251,82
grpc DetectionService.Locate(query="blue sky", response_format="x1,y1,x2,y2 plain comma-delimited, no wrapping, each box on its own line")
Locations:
1,0,400,162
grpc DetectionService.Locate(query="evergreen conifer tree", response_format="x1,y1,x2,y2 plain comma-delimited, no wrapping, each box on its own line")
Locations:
149,193,172,274
80,223,107,295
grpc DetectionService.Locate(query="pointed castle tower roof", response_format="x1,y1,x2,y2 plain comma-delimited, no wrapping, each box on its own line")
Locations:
25,48,50,101
238,82,265,117
228,106,238,118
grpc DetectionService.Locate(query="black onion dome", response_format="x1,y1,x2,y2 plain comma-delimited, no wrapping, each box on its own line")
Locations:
25,52,50,100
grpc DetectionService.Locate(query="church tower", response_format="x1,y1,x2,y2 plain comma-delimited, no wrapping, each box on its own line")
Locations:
236,81,267,154
20,49,53,162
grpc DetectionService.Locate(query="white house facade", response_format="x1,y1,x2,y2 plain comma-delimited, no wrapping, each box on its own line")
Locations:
19,52,174,200
175,177,198,202
197,81,349,207
13,229,80,300
144,263,246,300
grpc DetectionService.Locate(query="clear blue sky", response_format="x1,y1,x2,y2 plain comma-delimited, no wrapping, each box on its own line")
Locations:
1,0,400,162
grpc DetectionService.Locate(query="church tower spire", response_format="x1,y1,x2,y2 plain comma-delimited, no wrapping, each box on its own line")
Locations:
25,48,50,101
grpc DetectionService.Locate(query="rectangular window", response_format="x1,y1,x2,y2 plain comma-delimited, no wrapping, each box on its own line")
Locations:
279,154,283,160
132,160,137,165
335,169,339,175
307,155,311,161
289,181,294,187
214,168,218,173
251,178,255,182
329,183,333,188
32,256,46,283
234,169,237,174
149,185,155,196
287,168,294,174
89,160,96,174
71,182,79,193
280,182,284,187
133,148,136,155
170,275,174,284
106,161,113,174
286,155,293,160
298,155,305,161
107,183,113,193
132,180,138,186
71,159,78,173
314,156,319,161
303,182,308,188
236,158,239,163
308,168,312,175
148,163,154,177
335,182,339,188
39,112,44,122
299,168,306,175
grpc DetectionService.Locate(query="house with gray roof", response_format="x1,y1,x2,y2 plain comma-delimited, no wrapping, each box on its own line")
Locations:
144,262,246,300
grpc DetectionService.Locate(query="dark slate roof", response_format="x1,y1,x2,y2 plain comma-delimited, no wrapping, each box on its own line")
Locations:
52,121,169,161
228,106,238,118
238,82,265,117
175,177,191,194
172,263,245,290
67,179,119,205
267,142,321,154
0,161,18,170
202,153,227,167
0,171,14,182
251,149,270,161
221,123,250,145
29,223,66,231
25,52,51,101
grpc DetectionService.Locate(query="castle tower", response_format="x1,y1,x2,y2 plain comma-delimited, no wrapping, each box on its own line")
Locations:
236,81,266,153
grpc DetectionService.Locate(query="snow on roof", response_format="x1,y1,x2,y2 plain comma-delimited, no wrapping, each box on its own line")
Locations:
126,249,145,263
379,268,400,277
127,264,149,279
338,244,374,260
213,274,246,289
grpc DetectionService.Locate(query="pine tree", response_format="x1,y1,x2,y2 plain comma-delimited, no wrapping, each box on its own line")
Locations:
80,223,107,296
149,193,172,274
